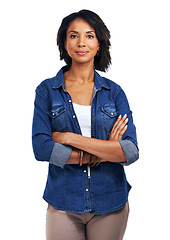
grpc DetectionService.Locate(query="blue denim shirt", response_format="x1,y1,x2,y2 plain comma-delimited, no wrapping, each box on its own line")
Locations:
32,66,138,214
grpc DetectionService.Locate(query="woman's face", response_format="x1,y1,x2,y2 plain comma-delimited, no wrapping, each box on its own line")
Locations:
65,18,99,65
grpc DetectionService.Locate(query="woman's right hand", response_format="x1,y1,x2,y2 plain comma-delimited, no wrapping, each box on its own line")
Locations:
65,114,128,165
108,114,128,141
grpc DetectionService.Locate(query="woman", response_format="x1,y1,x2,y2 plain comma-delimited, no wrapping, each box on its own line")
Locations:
32,9,139,240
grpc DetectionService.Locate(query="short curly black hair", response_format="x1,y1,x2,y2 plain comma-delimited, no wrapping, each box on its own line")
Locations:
57,9,111,72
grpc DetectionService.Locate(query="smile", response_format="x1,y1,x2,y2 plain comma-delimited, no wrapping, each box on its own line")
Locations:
75,51,89,56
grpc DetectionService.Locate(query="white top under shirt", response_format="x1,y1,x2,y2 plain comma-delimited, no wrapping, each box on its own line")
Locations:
73,102,91,178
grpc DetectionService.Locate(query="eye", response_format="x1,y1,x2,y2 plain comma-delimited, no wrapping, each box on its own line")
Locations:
87,35,94,39
70,34,78,39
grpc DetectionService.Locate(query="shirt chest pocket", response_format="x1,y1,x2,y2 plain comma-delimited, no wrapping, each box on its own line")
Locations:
99,104,118,136
47,105,68,132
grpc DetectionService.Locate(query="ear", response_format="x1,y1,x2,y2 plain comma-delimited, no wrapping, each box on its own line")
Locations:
65,41,67,51
97,43,100,51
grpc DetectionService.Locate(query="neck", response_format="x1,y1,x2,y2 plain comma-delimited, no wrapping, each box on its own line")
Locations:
66,61,95,83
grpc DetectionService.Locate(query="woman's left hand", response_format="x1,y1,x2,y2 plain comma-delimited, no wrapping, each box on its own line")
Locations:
52,114,128,145
52,132,70,144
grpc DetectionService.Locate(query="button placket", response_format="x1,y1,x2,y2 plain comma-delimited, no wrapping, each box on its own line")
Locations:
66,94,82,135
91,98,96,140
83,168,91,211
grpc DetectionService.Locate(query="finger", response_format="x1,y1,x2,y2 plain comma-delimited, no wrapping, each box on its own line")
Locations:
118,116,128,132
109,114,128,141
51,132,61,142
111,114,128,136
117,118,128,136
117,125,128,140
110,115,122,133
112,123,127,141
111,115,122,134
109,120,127,141
111,117,128,140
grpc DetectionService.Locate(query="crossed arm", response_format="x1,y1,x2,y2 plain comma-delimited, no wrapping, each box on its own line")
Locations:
52,114,128,165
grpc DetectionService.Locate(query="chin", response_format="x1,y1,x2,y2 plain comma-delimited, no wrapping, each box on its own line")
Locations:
72,56,95,65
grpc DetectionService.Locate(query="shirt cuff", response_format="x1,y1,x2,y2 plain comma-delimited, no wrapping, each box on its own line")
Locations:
49,143,72,169
118,140,139,166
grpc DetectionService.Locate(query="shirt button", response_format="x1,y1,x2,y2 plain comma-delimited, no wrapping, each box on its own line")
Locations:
84,170,87,173
73,115,76,118
92,117,95,120
69,100,72,103
111,112,114,115
86,189,88,192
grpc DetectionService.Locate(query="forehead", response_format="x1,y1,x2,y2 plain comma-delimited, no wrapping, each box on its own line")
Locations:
67,18,95,33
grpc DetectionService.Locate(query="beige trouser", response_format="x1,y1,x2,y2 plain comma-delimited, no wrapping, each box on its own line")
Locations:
46,201,129,240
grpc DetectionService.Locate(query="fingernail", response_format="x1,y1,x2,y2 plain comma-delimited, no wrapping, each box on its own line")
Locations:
119,115,122,119
125,118,128,122
124,114,127,118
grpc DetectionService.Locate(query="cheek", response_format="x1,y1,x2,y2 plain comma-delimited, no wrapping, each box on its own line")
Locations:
90,41,99,51
66,40,75,51
65,41,75,58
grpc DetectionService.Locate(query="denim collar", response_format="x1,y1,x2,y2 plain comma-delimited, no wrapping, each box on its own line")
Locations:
52,66,111,90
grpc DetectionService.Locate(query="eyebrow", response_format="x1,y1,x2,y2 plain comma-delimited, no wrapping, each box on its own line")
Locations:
68,30,95,34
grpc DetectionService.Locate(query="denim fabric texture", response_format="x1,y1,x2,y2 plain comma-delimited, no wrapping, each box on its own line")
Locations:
32,66,138,214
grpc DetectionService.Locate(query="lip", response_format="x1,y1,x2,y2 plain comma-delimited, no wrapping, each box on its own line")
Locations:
75,51,89,56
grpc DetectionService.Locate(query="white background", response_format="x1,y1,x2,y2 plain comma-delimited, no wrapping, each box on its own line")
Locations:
1,0,170,239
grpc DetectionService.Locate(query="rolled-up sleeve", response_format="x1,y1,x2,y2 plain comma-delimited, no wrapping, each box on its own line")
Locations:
118,140,139,166
115,88,138,146
50,143,72,168
32,84,72,169
114,87,139,166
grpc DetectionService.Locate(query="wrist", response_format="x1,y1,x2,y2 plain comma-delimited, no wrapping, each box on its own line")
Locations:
64,132,74,145
89,155,102,167
82,152,91,165
66,132,82,146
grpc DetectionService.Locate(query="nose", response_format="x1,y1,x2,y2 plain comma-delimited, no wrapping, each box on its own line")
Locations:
78,35,86,47
78,42,86,47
